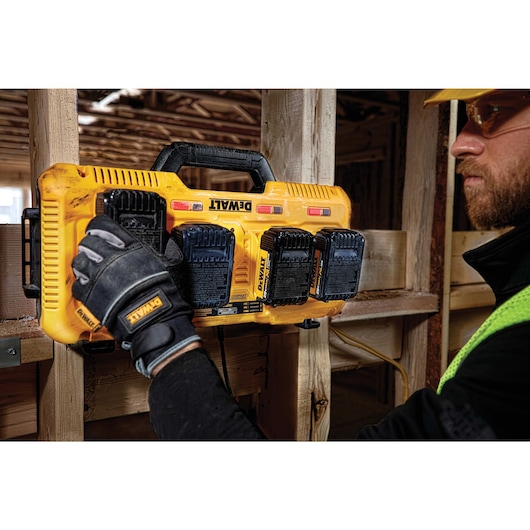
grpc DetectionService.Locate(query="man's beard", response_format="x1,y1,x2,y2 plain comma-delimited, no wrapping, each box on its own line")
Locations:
457,159,530,230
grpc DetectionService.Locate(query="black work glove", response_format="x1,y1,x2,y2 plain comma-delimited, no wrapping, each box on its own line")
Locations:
71,215,201,378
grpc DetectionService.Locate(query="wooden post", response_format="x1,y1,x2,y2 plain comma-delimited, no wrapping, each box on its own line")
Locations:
439,101,459,376
260,89,336,440
27,89,85,441
399,90,451,400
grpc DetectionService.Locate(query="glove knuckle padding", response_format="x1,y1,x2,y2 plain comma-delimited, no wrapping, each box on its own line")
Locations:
81,245,171,324
85,215,134,245
72,253,94,282
77,234,124,261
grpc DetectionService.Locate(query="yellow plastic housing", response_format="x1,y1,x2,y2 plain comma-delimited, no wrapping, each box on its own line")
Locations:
36,163,354,344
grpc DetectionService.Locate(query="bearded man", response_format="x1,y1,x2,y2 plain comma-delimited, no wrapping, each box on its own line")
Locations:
356,89,530,438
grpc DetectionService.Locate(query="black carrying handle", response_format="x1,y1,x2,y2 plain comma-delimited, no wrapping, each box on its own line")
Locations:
151,142,276,192
21,207,40,299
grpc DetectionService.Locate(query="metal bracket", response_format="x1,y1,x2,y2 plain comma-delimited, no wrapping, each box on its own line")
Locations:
0,337,21,368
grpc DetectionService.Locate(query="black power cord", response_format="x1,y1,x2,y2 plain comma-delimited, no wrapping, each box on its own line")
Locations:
216,326,233,396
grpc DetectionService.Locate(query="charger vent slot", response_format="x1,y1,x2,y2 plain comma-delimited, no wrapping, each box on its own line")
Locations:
40,199,60,309
93,167,161,188
285,182,333,199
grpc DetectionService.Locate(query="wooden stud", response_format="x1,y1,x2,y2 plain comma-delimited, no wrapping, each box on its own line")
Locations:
27,89,84,441
399,90,441,400
260,89,336,440
424,98,453,389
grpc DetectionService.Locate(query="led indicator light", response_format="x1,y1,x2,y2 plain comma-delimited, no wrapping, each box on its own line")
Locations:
308,207,331,216
257,204,283,214
171,200,203,211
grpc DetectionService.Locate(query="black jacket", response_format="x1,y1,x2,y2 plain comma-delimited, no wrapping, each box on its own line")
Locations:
357,220,530,440
149,221,530,440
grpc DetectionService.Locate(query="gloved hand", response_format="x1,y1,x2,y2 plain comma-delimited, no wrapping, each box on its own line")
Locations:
71,215,201,378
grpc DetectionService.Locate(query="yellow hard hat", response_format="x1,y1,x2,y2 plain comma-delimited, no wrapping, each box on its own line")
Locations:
424,89,496,107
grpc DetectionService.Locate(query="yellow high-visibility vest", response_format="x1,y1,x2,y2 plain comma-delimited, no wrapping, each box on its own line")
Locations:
438,284,530,393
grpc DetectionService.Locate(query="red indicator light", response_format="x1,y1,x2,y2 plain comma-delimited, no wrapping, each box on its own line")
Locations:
308,207,331,216
171,200,203,211
257,204,282,214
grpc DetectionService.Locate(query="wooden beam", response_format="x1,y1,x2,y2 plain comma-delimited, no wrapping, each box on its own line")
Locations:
399,90,441,400
261,89,336,186
334,290,438,322
424,99,454,388
27,89,84,441
260,89,336,440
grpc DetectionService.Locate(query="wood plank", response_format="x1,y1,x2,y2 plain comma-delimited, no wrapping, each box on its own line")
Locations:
205,333,268,397
0,317,53,363
84,350,151,422
450,283,495,311
28,89,84,441
0,225,36,319
0,363,37,439
83,324,283,423
0,316,43,339
333,290,438,322
21,336,53,363
357,230,406,291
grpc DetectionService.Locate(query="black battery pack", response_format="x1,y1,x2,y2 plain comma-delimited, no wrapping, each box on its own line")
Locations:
172,223,235,309
101,189,167,252
258,227,316,306
310,228,365,301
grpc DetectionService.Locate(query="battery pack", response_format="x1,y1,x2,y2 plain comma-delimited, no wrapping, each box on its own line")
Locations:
310,228,365,301
102,189,167,252
172,223,235,309
257,227,316,306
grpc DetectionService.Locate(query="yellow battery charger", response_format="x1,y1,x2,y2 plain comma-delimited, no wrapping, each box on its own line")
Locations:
22,142,364,345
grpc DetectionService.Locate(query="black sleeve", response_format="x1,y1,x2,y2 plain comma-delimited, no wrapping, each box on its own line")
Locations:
148,347,265,440
357,322,530,440
148,323,530,440
355,388,496,440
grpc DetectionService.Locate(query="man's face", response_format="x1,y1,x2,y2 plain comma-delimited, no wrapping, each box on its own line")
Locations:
450,90,530,230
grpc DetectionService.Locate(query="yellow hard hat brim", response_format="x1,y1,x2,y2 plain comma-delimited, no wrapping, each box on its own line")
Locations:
424,89,497,107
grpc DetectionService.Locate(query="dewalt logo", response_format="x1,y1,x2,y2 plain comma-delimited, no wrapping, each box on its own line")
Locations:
209,199,252,212
75,307,101,331
257,256,266,291
126,295,164,326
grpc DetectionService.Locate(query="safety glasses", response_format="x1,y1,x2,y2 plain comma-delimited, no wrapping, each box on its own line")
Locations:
465,90,530,137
